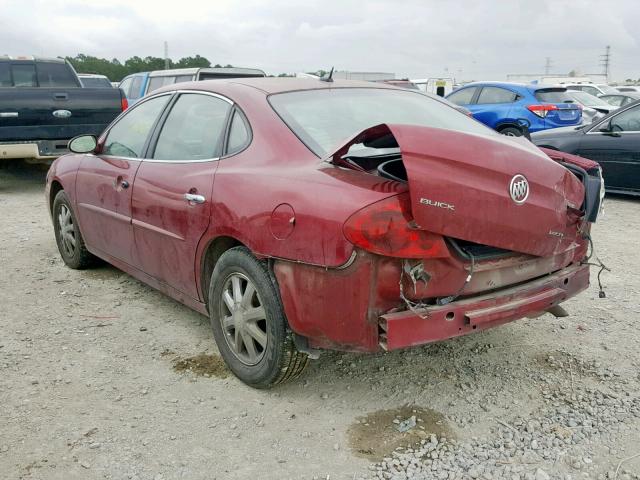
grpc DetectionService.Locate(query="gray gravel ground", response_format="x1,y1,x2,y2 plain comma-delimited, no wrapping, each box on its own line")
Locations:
1,161,639,480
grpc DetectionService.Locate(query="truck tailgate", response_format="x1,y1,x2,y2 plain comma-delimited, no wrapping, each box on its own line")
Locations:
0,87,123,141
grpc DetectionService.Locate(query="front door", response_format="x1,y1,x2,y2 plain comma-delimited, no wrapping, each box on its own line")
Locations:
75,94,171,265
131,92,232,298
578,104,640,192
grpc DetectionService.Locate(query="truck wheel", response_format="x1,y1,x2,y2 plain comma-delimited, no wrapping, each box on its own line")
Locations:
499,126,523,137
52,190,96,269
208,247,308,388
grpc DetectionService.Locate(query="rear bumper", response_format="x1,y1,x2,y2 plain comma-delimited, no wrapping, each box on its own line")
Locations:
379,263,589,351
0,140,70,159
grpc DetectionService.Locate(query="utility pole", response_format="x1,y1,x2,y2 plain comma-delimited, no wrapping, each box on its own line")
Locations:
164,41,170,70
600,45,611,82
544,57,553,75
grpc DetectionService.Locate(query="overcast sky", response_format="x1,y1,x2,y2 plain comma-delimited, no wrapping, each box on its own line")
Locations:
1,0,639,81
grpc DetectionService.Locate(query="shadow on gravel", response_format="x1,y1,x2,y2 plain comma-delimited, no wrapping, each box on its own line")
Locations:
0,159,49,193
347,405,454,461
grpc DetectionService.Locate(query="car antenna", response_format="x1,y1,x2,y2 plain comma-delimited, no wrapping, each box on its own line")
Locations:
320,67,334,83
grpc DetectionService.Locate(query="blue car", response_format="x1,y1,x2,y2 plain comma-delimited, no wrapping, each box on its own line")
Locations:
117,72,150,106
446,82,582,136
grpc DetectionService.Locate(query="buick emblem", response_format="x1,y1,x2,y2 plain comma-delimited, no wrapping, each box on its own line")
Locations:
509,174,529,204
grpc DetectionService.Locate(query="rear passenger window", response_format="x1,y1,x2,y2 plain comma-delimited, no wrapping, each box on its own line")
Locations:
12,64,37,87
175,75,193,83
153,93,231,161
477,87,518,104
36,62,78,87
0,63,11,86
103,95,170,158
447,87,476,106
226,110,250,154
147,76,172,93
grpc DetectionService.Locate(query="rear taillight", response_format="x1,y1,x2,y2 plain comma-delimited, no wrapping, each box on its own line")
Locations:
527,104,558,118
121,97,128,111
343,194,449,258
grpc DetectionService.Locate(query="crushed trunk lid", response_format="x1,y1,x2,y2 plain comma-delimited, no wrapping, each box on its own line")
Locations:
328,124,586,258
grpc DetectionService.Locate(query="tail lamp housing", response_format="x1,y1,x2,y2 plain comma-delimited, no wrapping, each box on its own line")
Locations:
343,194,449,258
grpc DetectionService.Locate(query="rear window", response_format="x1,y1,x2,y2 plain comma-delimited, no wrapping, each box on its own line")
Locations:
269,87,494,157
534,89,573,103
80,77,111,88
0,63,11,87
12,64,37,87
36,62,78,87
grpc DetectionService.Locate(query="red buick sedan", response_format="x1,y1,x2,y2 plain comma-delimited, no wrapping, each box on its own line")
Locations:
46,78,603,388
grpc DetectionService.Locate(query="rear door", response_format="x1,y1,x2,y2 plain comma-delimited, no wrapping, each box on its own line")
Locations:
75,94,172,265
131,92,232,298
577,104,640,192
470,86,518,127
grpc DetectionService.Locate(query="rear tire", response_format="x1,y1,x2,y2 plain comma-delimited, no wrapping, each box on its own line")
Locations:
52,190,96,269
499,126,523,137
208,247,308,388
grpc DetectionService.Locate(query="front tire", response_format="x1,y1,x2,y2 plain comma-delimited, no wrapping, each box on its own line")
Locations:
52,190,96,269
208,247,308,388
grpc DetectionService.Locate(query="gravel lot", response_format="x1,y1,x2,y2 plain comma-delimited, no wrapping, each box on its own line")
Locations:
1,161,639,480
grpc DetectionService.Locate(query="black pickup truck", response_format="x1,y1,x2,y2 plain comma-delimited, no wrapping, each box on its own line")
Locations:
0,56,125,161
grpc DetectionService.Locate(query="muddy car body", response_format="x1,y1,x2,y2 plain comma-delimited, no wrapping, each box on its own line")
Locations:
46,78,603,387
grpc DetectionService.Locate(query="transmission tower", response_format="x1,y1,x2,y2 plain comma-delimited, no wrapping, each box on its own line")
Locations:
600,45,611,82
164,41,170,70
544,57,553,75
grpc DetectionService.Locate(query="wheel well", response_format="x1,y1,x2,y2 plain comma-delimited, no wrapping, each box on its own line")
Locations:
496,123,522,133
200,236,244,304
49,181,64,213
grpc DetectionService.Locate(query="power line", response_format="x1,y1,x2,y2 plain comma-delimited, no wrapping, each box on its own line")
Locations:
599,45,611,82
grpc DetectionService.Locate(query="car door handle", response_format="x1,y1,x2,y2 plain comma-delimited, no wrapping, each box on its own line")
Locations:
184,193,205,204
0,112,18,118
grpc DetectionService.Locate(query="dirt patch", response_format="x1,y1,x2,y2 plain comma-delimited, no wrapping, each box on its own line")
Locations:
347,405,453,461
172,353,230,378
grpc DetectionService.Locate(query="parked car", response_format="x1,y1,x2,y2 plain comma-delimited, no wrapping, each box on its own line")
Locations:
119,67,266,105
0,56,127,161
532,100,640,195
563,83,618,96
600,92,640,107
46,79,602,387
565,90,618,124
117,72,149,105
446,82,582,136
77,73,112,88
615,86,640,93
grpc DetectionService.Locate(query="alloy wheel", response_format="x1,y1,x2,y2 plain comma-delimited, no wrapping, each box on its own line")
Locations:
219,272,268,365
57,204,76,257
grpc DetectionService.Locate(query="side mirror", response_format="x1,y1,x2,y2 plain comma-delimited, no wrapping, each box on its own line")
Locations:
599,122,621,137
68,135,97,153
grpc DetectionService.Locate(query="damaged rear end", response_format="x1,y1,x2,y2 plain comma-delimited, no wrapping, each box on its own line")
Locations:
324,124,603,351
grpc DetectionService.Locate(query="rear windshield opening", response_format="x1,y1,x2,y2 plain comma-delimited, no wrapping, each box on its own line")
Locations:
534,88,574,103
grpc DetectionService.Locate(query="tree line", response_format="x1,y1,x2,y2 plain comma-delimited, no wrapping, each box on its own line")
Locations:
65,54,294,81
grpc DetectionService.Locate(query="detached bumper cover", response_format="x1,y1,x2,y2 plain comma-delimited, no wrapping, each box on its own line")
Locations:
379,263,590,351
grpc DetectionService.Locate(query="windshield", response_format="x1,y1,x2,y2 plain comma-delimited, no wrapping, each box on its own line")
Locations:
568,91,610,106
269,88,493,156
597,85,619,94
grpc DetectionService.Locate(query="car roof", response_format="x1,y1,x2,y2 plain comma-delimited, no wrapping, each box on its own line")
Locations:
453,81,562,92
603,91,640,98
154,77,400,96
0,55,66,63
77,73,109,78
149,67,266,77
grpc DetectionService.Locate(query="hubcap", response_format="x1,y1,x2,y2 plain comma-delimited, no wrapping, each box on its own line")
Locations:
57,204,76,257
219,273,268,365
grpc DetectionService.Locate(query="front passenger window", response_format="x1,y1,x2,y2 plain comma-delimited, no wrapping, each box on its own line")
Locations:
610,105,640,132
153,93,231,160
103,95,170,158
